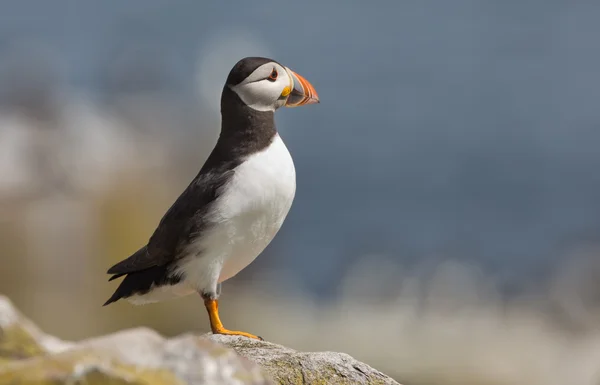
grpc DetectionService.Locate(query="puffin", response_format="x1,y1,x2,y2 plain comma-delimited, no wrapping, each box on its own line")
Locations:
103,57,319,340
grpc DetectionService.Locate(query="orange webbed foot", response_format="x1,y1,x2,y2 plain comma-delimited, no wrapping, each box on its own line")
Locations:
211,327,263,340
203,297,264,341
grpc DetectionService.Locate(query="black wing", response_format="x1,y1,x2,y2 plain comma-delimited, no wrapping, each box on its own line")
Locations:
106,168,234,278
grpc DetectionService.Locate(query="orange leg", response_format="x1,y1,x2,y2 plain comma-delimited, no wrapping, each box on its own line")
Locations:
203,298,263,340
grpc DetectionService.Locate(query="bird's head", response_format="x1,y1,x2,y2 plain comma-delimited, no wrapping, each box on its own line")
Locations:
224,57,319,112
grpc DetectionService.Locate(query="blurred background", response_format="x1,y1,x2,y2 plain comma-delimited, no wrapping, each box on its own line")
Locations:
1,1,600,384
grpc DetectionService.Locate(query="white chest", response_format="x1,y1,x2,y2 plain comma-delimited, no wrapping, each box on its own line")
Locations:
217,134,296,226
186,134,296,285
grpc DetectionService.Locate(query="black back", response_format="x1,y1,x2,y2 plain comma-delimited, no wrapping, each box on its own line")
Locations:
104,57,278,304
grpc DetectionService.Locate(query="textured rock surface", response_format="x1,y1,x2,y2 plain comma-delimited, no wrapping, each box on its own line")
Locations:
0,295,400,384
207,335,399,385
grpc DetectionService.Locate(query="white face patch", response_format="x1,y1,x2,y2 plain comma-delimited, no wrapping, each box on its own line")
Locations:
230,62,291,112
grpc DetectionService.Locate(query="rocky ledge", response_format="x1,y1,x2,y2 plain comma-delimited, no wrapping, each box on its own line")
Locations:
0,295,399,384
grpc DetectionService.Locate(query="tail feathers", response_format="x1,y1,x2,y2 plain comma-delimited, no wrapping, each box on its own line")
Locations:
103,265,181,306
107,245,149,275
103,290,122,306
108,273,126,282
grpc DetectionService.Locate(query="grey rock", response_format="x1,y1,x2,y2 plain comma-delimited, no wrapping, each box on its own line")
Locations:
206,334,400,385
0,295,400,384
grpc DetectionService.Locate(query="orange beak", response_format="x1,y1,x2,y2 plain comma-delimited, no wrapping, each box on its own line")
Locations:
283,67,320,107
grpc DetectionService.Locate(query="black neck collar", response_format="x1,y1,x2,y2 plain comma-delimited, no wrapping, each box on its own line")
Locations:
199,86,277,173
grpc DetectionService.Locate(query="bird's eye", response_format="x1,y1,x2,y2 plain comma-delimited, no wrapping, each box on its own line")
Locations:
267,69,278,82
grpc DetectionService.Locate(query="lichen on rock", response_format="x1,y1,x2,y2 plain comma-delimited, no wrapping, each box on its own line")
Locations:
1,350,184,385
0,324,47,361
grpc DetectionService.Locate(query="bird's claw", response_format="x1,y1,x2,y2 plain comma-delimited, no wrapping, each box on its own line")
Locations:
212,328,263,340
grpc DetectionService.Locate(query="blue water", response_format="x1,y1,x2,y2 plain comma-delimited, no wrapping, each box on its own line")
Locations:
2,0,600,297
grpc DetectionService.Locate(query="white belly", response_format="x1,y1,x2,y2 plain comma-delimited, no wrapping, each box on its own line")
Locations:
176,134,296,292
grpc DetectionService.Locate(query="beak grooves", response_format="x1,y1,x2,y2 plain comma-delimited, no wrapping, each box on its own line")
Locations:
285,68,319,107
